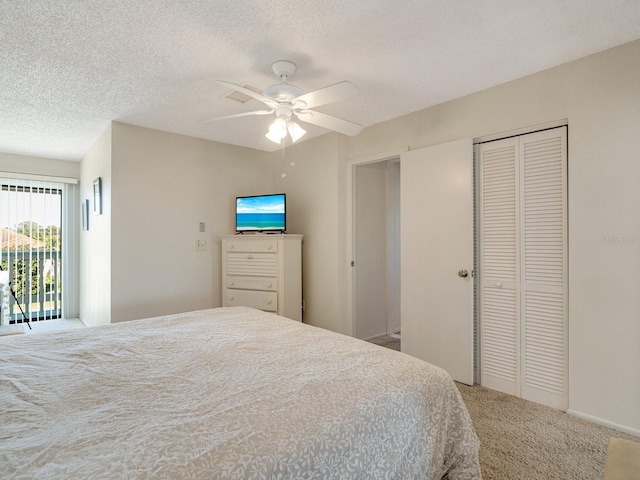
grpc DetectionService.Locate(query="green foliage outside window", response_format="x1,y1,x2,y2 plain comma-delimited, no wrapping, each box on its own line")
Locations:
1,221,61,298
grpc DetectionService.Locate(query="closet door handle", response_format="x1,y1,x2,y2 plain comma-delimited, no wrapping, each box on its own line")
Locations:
458,269,469,278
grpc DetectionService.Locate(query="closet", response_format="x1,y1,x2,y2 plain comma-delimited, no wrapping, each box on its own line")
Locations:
478,126,568,410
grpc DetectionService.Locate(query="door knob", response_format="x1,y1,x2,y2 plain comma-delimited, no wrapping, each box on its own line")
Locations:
458,269,469,278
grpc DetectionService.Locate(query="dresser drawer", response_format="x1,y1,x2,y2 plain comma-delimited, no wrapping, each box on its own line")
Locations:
221,234,302,321
226,253,277,276
226,240,278,253
225,289,278,313
227,276,277,292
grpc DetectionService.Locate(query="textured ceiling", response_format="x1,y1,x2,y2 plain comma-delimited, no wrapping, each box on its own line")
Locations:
2,1,640,161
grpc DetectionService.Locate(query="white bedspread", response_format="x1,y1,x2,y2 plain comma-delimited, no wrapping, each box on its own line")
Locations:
0,307,480,479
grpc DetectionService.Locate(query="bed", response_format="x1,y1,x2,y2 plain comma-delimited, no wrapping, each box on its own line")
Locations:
0,306,480,479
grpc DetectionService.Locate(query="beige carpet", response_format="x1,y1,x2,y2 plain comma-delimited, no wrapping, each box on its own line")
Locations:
457,383,639,479
367,336,639,479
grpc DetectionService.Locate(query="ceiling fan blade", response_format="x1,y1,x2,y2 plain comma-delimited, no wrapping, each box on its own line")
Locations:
293,81,360,109
199,109,273,124
214,80,278,107
296,110,362,136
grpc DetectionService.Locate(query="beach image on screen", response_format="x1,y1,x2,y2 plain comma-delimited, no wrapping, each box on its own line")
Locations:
236,194,285,231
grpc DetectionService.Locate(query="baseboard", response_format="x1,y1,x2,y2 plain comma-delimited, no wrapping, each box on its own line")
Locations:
567,409,640,438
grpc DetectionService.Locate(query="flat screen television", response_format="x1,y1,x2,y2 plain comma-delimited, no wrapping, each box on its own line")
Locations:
236,193,286,233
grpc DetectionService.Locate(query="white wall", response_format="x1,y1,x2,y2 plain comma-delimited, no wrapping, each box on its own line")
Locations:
0,152,79,178
272,39,640,434
268,134,343,330
354,161,388,339
386,160,401,335
109,122,268,322
79,125,112,326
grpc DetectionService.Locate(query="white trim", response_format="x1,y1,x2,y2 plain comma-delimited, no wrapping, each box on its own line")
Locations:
567,409,640,438
473,119,568,144
345,147,408,337
0,171,78,184
347,147,409,167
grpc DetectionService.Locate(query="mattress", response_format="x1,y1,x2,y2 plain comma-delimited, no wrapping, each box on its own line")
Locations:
0,306,480,479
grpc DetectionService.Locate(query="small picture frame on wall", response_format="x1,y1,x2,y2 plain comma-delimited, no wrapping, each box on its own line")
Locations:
82,199,89,231
93,177,102,215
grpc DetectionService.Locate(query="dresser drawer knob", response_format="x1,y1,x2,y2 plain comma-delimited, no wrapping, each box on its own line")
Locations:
229,282,235,286
229,296,234,301
247,254,253,259
267,283,272,288
266,300,272,305
267,245,272,250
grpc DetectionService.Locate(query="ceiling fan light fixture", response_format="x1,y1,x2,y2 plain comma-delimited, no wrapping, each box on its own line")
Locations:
287,122,306,142
265,118,287,144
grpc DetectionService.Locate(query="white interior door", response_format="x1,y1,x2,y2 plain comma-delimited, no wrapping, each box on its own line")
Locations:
519,128,568,410
479,137,520,396
479,127,568,410
401,138,474,385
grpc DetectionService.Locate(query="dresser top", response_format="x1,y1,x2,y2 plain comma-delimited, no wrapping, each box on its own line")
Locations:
221,234,303,240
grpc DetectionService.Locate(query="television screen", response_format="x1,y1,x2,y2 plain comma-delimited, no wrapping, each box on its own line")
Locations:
236,193,286,232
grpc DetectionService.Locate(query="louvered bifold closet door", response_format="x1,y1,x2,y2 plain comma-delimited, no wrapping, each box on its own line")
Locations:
519,127,568,410
479,138,520,396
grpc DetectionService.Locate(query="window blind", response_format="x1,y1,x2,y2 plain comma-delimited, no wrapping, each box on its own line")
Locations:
0,178,65,323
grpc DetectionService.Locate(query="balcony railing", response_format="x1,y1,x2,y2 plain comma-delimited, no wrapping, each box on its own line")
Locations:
1,250,62,325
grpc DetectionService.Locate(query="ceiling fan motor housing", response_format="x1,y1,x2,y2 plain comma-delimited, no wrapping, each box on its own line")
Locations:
262,60,305,104
263,82,303,104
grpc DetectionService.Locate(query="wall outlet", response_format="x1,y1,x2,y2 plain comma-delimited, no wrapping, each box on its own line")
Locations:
196,240,206,251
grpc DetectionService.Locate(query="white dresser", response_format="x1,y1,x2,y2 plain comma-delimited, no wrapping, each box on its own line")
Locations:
221,234,303,321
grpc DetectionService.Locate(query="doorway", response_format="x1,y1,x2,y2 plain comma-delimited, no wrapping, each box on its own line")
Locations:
1,179,63,324
352,158,401,340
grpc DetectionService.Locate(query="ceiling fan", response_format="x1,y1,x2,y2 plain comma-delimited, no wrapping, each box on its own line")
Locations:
203,61,363,144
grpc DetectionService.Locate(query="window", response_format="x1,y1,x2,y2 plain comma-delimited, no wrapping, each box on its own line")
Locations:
1,178,70,324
